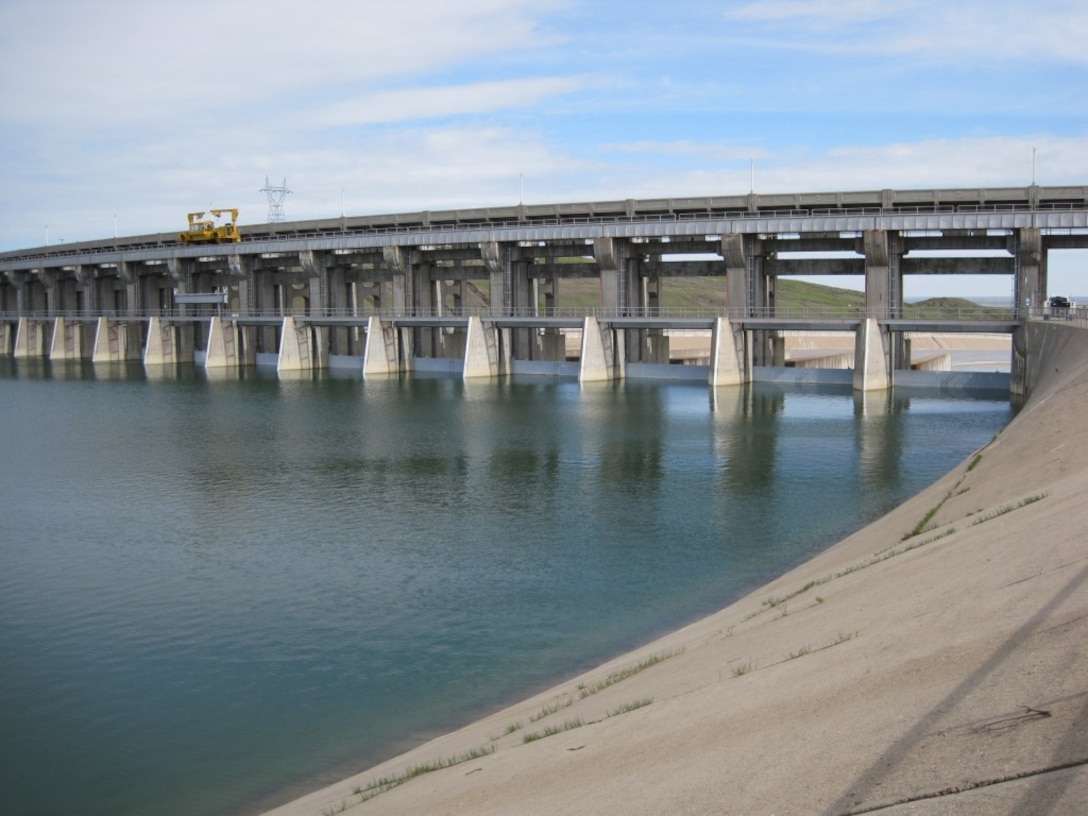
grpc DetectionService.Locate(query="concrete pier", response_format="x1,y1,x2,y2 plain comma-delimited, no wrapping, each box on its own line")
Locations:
277,316,314,373
14,317,49,358
579,316,618,383
463,316,504,379
49,317,88,360
853,318,891,392
709,317,749,387
91,317,140,363
205,316,241,369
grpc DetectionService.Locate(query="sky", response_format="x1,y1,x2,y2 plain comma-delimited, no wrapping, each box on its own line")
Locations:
1,0,1085,297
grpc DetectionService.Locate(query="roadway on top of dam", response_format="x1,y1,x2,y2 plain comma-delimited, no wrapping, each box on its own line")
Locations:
2,184,1087,271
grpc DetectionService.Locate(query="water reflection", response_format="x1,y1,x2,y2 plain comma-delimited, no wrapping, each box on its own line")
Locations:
0,363,1014,816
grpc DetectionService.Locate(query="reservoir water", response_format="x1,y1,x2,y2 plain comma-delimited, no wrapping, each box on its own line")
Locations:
0,360,1014,816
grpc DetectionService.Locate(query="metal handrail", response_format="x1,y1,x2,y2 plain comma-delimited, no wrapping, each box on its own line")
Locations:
3,199,1085,264
0,305,1039,323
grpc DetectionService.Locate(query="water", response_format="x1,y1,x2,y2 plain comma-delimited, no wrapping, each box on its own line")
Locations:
0,360,1015,816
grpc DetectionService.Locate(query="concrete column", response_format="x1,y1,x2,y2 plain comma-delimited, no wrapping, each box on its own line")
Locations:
722,233,750,316
724,233,776,364
382,246,410,313
92,317,140,362
73,265,98,314
49,317,85,360
480,242,508,316
325,264,350,355
579,316,619,382
13,317,48,358
594,237,629,314
116,261,136,316
864,230,896,317
1015,227,1043,314
0,321,13,355
300,251,330,366
33,268,58,314
205,316,240,368
362,316,401,376
709,317,749,386
252,270,278,353
277,315,313,372
463,316,503,379
853,318,891,392
143,316,178,365
864,229,908,368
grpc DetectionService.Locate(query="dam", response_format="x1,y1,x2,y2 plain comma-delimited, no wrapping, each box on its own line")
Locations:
1,184,1085,393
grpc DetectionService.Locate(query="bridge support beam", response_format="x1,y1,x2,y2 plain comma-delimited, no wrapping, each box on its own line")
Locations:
92,317,140,362
463,316,505,379
594,237,632,314
579,316,620,382
864,229,908,369
710,317,750,386
1015,227,1044,312
480,242,508,318
723,233,778,365
853,318,892,392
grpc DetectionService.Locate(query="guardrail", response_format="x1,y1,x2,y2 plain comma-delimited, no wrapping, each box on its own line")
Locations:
1025,305,1088,328
0,306,1034,323
3,199,1086,265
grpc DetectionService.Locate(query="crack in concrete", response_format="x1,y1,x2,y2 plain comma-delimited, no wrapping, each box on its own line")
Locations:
834,756,1088,815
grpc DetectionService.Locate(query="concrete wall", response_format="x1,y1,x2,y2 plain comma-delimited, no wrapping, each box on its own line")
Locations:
1017,321,1088,401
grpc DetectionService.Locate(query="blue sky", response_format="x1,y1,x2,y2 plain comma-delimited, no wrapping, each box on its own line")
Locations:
1,0,1085,296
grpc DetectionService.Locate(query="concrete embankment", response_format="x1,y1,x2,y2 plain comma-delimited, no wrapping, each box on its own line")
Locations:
266,323,1087,816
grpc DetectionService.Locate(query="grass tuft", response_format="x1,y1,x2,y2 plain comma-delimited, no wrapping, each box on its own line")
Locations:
732,660,754,677
523,717,585,743
577,649,683,699
606,698,654,717
357,745,495,803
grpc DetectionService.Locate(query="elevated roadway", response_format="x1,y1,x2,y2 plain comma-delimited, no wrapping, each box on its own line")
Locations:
1,185,1084,391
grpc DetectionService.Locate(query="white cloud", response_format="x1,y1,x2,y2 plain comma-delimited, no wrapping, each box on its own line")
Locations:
0,1,1083,254
0,0,566,125
725,0,1088,64
311,76,587,128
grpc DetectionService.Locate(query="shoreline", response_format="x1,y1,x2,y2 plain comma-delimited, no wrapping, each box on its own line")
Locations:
264,325,1087,816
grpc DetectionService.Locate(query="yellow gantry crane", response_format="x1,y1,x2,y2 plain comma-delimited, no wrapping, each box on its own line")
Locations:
180,208,241,245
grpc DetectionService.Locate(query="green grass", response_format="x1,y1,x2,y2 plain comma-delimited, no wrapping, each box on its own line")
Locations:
448,277,988,314
522,717,585,743
577,649,683,699
529,699,573,722
354,745,496,804
606,698,654,717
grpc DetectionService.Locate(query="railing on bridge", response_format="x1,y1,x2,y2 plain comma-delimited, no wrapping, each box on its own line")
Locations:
3,192,1085,265
0,305,1040,323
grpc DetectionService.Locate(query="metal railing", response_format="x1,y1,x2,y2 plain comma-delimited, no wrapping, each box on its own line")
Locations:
0,305,1037,323
3,198,1085,265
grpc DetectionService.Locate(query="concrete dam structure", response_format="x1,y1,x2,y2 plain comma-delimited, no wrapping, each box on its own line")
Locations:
1,185,1085,393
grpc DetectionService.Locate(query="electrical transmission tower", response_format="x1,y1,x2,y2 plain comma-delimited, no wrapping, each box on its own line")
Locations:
260,176,292,222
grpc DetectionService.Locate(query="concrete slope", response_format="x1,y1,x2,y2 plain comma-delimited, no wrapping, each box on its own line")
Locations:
266,323,1088,816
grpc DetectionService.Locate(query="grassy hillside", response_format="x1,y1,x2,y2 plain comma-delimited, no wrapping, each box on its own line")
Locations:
456,277,985,313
